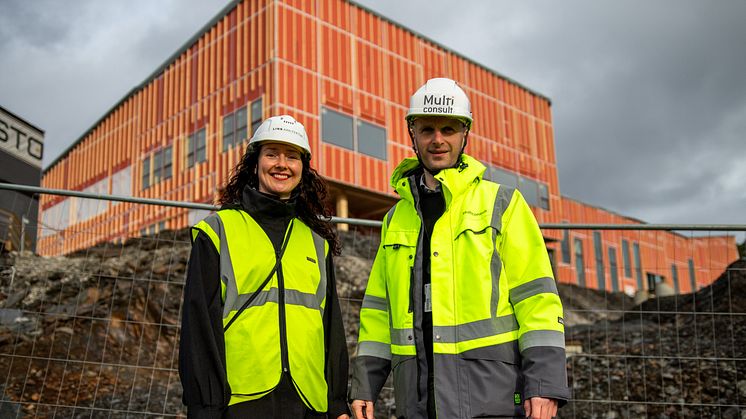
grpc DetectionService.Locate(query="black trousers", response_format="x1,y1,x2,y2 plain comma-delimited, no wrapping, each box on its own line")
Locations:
224,374,327,419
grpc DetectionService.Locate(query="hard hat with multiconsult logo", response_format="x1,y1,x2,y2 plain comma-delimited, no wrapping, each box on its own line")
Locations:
405,77,473,129
248,115,312,158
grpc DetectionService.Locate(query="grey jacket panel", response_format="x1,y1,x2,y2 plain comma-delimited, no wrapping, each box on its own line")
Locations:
350,355,392,402
434,342,526,418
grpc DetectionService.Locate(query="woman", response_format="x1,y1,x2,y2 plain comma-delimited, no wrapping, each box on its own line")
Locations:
179,115,350,419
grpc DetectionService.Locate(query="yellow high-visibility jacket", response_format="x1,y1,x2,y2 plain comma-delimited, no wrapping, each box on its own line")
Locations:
351,154,570,418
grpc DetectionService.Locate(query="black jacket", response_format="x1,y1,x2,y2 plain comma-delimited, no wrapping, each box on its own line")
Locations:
179,187,349,418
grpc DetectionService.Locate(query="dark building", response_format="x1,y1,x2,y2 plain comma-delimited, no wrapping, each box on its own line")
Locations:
0,105,44,252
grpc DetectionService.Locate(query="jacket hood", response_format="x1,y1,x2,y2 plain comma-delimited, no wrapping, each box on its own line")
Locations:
390,154,487,204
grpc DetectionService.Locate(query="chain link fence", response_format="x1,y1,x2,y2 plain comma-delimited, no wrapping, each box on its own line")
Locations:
1,186,744,418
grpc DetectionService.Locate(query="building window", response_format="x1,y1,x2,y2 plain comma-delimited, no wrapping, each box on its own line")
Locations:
223,106,249,151
622,239,631,277
574,238,585,287
518,177,540,208
163,146,172,180
688,258,696,292
561,229,571,264
153,149,163,184
671,264,680,294
594,231,605,291
483,164,548,210
187,128,207,168
633,242,643,290
321,107,354,150
357,120,387,160
487,166,518,189
321,107,387,160
608,246,619,292
142,156,150,189
251,98,263,135
153,147,173,183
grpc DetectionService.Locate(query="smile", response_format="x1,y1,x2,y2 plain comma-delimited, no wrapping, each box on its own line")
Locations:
270,173,291,180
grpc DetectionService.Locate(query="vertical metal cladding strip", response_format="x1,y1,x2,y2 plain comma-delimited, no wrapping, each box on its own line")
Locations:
203,213,239,319
312,230,327,316
490,186,514,318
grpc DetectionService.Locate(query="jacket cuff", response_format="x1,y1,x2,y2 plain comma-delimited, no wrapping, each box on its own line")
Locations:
187,405,224,419
328,398,351,418
523,381,571,405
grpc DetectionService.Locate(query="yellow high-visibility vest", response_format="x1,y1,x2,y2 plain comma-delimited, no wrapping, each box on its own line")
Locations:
193,209,329,411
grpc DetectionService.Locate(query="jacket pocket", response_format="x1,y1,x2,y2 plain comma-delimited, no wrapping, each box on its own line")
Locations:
391,355,418,419
459,343,524,418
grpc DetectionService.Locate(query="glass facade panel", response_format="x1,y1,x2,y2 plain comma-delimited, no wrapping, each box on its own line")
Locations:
163,146,172,180
357,120,386,160
561,229,571,264
222,113,235,151
633,242,643,290
608,246,619,292
574,238,585,287
251,98,263,136
518,177,540,207
142,156,150,189
594,231,605,291
321,107,354,150
622,239,631,277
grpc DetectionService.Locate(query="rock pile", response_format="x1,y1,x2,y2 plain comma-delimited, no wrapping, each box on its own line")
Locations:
1,228,743,418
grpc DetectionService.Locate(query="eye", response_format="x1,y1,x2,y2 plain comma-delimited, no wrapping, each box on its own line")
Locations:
287,153,301,160
420,127,434,135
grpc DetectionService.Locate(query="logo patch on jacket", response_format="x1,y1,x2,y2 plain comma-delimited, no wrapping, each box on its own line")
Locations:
514,392,522,405
558,316,564,325
306,256,316,264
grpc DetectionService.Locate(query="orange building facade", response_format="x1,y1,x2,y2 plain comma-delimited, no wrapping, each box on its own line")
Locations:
38,0,737,294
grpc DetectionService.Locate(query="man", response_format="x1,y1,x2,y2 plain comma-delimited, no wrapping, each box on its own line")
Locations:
350,78,570,419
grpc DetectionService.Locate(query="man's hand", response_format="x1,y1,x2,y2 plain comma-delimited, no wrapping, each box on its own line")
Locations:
351,399,374,419
524,396,557,419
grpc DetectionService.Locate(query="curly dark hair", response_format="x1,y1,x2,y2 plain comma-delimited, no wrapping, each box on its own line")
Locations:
218,146,341,255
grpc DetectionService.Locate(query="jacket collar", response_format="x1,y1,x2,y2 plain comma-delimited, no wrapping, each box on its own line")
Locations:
391,154,486,205
241,185,297,220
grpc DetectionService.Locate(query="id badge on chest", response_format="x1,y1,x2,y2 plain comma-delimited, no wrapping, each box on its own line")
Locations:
424,283,432,313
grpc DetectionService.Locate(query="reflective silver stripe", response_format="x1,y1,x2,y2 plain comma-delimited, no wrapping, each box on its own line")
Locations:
432,315,518,344
312,231,327,316
494,186,515,233
519,330,566,351
490,186,513,318
203,214,240,319
231,288,322,312
390,327,415,346
385,203,398,229
357,340,392,360
362,295,388,311
509,277,558,305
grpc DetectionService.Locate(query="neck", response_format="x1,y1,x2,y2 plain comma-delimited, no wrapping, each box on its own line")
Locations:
422,170,439,190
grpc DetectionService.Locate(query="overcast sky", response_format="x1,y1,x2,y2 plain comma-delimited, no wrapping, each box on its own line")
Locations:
1,0,744,235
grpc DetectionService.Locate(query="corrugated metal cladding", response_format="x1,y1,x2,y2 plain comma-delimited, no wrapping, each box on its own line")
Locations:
38,0,737,293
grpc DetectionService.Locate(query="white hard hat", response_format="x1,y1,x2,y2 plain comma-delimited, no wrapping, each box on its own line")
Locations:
248,115,312,158
406,78,472,129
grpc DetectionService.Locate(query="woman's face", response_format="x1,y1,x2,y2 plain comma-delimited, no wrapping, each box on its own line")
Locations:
257,142,303,199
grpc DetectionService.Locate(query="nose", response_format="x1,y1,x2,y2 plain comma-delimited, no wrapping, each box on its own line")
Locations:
276,153,289,167
432,130,446,145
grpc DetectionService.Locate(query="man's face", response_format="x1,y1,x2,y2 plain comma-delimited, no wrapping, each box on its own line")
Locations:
411,116,467,172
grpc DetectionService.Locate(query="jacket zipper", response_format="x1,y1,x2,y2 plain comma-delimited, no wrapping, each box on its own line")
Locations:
277,254,290,374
